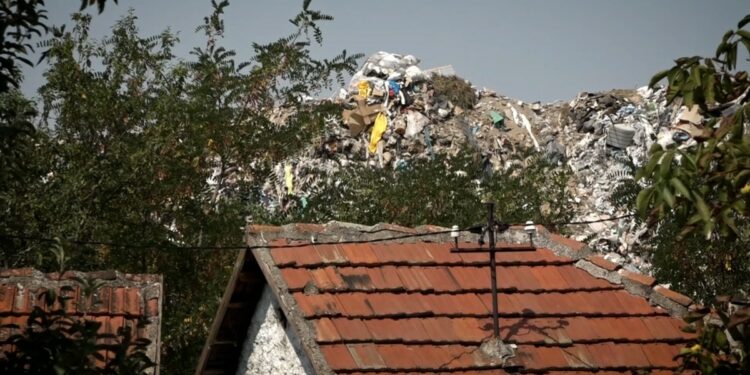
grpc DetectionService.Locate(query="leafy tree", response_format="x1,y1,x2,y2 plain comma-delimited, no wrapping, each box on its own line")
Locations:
0,0,116,94
1,1,361,373
630,16,750,372
677,296,749,374
649,216,749,303
610,178,749,302
622,14,750,304
281,150,574,229
638,15,750,239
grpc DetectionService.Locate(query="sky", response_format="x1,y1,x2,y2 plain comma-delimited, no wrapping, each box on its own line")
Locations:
20,0,750,103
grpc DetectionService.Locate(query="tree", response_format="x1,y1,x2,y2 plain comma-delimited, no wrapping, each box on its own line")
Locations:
677,296,749,374
277,150,574,230
630,16,750,373
625,14,750,304
0,0,116,94
637,15,750,240
1,1,361,373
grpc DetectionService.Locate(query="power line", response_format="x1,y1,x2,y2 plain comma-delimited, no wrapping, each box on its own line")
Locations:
543,213,636,226
0,227,477,251
0,213,638,251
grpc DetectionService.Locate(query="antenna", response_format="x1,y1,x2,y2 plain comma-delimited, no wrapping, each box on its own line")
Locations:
450,202,536,360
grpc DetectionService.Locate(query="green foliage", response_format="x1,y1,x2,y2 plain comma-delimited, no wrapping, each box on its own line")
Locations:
283,151,574,229
484,153,575,230
431,74,477,110
0,0,48,94
0,282,154,374
622,17,750,352
609,139,749,303
295,154,487,227
639,16,750,239
0,0,115,94
0,1,361,373
677,296,749,374
0,90,36,182
649,215,750,302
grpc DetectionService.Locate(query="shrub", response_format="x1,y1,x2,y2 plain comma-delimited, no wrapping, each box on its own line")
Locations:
431,74,477,110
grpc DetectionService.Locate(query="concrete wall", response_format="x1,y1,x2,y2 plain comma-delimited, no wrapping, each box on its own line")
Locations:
235,285,314,375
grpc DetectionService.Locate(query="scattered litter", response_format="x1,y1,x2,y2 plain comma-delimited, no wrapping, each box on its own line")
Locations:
606,124,636,149
245,51,694,275
369,113,388,154
490,111,505,129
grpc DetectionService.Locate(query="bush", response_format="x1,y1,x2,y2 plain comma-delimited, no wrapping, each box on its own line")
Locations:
677,295,749,374
281,150,574,230
431,74,477,110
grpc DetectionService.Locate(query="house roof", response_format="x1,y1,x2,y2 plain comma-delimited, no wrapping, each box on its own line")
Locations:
0,268,163,370
199,222,696,374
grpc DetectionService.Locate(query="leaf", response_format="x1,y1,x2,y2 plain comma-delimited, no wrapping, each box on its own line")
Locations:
732,169,750,188
716,30,734,58
694,194,712,222
649,69,670,88
702,72,716,105
736,29,750,42
636,188,654,217
684,311,707,323
738,14,750,29
670,177,692,199
661,185,676,208
659,150,675,178
637,150,663,180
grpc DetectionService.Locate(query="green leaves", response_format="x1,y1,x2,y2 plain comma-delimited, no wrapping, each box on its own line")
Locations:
298,150,575,233
2,1,363,374
676,296,749,374
640,15,750,241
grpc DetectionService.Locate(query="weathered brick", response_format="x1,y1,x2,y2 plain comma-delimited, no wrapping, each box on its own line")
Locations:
618,269,656,287
586,255,620,271
654,285,693,307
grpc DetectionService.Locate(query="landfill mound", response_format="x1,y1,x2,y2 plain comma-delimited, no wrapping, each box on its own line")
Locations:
258,51,705,274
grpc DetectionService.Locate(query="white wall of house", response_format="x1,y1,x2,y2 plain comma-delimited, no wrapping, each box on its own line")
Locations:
235,285,314,375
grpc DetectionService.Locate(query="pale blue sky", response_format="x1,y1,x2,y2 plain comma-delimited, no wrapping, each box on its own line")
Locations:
21,0,750,102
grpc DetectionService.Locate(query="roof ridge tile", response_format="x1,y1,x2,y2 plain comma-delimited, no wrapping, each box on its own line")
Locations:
246,221,696,318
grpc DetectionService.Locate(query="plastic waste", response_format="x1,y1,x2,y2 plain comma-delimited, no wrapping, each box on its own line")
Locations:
520,113,534,137
677,105,703,125
284,164,294,195
368,113,388,154
404,111,429,138
672,131,690,144
490,111,504,128
404,66,426,84
388,80,400,97
606,124,636,149
358,80,370,99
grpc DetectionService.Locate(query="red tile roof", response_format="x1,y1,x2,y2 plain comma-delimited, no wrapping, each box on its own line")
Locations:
0,268,163,370
207,222,695,374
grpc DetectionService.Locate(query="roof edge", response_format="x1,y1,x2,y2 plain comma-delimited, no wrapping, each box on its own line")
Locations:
251,248,334,375
0,268,163,284
245,221,696,317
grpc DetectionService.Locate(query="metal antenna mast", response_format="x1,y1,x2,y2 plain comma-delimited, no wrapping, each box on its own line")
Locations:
450,202,536,339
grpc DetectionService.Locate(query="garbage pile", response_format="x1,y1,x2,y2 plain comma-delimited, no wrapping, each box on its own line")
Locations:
254,51,714,274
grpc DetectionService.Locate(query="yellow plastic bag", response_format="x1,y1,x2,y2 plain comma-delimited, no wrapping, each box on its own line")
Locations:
368,113,387,154
358,80,370,99
284,164,294,195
